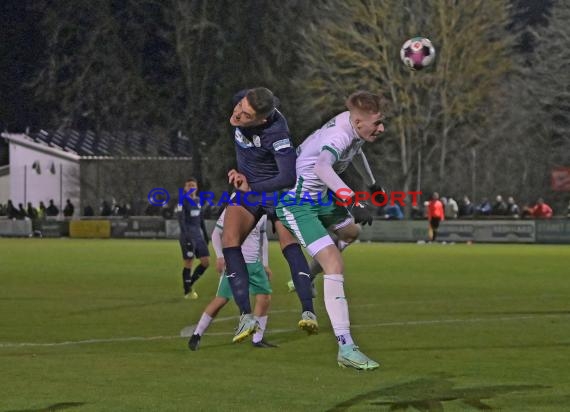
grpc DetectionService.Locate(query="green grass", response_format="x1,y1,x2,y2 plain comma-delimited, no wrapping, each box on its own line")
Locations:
1,239,569,411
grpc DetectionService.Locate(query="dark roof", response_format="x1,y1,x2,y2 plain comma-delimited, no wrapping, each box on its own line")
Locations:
28,129,193,158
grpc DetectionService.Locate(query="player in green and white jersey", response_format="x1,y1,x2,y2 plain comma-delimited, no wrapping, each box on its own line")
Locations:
188,209,277,350
277,91,386,370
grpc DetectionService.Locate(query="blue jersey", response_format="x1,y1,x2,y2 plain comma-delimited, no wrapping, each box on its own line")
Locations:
176,199,208,243
232,91,297,193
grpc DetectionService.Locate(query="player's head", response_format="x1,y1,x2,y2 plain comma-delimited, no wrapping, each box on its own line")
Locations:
346,91,386,142
230,87,277,128
184,178,198,194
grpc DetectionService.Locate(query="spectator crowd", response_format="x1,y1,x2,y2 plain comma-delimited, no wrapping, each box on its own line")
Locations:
1,195,568,220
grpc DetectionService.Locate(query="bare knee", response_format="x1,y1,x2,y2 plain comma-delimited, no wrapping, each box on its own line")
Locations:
315,245,344,274
336,223,361,244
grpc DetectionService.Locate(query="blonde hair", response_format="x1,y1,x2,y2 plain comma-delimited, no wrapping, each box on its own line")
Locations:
345,91,385,114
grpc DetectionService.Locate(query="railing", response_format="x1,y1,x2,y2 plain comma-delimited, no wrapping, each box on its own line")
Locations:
1,216,569,243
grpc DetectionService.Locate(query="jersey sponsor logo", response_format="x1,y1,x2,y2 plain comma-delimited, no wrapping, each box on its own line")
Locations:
190,210,200,217
273,138,291,151
234,129,253,148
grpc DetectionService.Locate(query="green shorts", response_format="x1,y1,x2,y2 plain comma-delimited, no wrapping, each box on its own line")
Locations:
216,261,272,299
276,191,352,257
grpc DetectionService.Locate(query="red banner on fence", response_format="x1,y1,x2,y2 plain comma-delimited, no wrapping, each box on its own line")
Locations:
551,167,570,191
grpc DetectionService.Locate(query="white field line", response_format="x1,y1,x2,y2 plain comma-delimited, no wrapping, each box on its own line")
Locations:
1,313,568,348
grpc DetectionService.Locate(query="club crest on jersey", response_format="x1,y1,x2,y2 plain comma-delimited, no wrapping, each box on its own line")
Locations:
273,138,291,151
253,135,261,147
234,129,253,148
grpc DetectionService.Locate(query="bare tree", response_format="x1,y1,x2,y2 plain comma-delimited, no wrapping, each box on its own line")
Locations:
294,0,514,203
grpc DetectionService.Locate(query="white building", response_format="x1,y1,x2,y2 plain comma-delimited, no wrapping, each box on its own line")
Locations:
2,133,80,215
2,130,194,216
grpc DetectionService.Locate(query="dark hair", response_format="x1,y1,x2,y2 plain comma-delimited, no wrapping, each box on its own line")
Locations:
246,87,276,118
345,91,386,114
185,177,198,184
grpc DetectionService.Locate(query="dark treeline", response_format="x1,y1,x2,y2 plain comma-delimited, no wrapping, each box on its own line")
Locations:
1,0,568,213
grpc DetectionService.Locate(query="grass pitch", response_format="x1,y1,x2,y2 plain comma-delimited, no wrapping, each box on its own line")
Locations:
1,238,569,411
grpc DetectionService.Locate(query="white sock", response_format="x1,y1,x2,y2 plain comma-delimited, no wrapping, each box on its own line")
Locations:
252,315,268,343
194,313,213,336
323,274,353,346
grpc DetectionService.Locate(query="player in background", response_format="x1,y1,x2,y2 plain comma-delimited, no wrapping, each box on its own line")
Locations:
276,91,386,370
177,178,210,299
223,87,317,343
427,192,445,242
188,210,276,350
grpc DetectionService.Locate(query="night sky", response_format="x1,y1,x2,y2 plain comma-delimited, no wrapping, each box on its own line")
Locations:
0,0,553,135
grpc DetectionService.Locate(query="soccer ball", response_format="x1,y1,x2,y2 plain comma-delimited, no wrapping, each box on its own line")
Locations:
400,37,436,71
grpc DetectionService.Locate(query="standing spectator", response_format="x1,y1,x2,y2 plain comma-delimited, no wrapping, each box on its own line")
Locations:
445,196,459,219
84,205,95,216
46,199,59,216
27,202,38,220
411,203,424,219
100,201,112,216
475,198,492,216
492,195,508,216
17,203,28,219
63,199,75,217
427,192,445,241
506,196,520,218
116,203,130,217
459,195,474,217
38,201,46,219
384,204,404,220
6,200,17,219
530,198,553,219
567,200,570,218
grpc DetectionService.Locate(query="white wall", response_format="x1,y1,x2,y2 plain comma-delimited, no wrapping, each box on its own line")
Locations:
0,168,9,204
9,143,80,215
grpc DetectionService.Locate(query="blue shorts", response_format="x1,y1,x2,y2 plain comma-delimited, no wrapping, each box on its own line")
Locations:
179,237,209,260
228,190,279,223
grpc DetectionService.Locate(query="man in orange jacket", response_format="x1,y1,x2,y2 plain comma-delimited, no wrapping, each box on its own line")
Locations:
427,192,445,241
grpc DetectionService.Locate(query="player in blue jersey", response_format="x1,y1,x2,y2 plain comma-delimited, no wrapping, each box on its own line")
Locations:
222,87,317,343
177,178,210,299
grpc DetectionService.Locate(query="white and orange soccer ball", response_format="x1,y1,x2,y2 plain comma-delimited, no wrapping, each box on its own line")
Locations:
400,37,436,71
